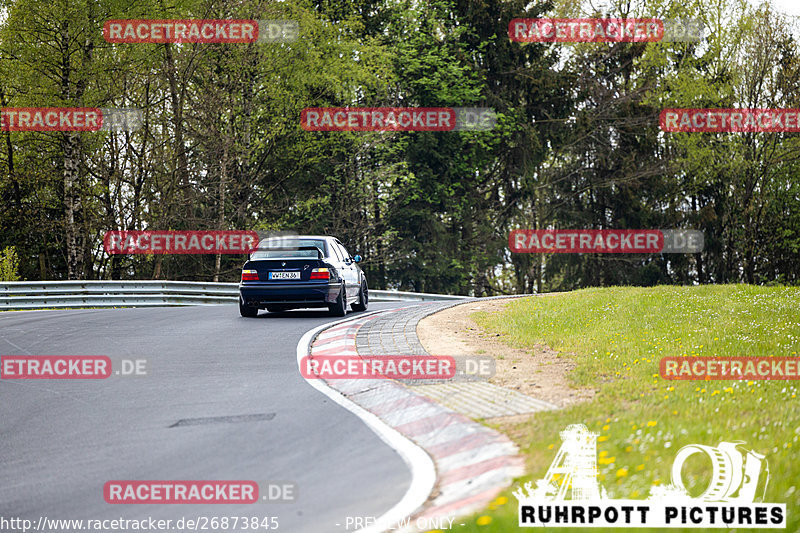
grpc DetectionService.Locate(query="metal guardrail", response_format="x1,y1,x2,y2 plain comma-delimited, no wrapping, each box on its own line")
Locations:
0,281,466,310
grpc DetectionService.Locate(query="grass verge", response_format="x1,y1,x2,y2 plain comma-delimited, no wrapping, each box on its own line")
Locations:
447,284,799,532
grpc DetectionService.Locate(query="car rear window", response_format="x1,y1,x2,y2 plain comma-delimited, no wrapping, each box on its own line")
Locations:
250,239,327,259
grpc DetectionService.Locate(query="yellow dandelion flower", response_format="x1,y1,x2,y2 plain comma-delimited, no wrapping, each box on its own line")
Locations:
647,421,657,427
476,516,492,526
617,468,628,477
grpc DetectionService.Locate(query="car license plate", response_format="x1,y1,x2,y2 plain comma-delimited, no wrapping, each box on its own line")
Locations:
269,271,300,280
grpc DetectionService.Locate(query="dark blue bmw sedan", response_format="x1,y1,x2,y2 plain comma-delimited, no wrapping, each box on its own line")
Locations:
238,235,368,317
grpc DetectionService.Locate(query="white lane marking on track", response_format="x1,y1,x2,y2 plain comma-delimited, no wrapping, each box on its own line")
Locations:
296,312,435,533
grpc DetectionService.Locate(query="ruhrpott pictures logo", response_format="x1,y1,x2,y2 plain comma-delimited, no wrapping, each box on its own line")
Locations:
514,424,785,528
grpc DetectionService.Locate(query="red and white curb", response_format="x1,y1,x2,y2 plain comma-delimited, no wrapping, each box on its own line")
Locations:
298,308,525,532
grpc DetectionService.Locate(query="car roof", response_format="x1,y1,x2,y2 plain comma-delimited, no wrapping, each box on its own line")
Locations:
259,235,333,240
257,235,336,244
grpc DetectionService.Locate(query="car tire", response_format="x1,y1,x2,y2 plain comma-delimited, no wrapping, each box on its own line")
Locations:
351,279,368,311
239,297,258,318
328,284,347,317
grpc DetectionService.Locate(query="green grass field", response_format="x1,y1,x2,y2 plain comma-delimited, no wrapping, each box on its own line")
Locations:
446,284,800,532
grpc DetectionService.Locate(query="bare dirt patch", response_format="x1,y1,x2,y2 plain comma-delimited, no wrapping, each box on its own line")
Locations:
416,298,595,409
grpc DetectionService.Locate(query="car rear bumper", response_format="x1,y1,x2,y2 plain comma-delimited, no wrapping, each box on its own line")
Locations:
239,281,340,308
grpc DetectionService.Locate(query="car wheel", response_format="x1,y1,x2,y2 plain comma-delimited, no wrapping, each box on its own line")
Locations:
328,284,347,317
351,279,368,311
239,297,258,317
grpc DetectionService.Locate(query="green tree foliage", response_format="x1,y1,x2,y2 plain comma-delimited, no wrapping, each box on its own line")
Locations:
0,245,20,280
0,0,797,290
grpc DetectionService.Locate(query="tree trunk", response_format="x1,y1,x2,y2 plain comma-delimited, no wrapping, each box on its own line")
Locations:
214,125,229,282
63,131,83,279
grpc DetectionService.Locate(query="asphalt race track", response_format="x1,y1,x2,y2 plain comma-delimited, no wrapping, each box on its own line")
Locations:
0,303,410,533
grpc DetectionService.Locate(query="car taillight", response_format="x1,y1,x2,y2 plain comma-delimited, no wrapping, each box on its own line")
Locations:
310,268,330,280
241,269,259,281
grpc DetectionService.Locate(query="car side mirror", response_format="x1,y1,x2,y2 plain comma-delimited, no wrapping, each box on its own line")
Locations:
353,254,362,263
